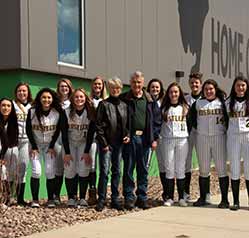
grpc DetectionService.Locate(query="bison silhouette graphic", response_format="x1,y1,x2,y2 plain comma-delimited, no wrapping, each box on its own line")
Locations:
178,0,209,73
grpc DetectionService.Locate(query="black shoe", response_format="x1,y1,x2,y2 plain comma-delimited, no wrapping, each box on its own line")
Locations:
111,202,124,211
95,201,105,212
218,200,229,209
124,200,135,210
193,198,207,207
135,199,151,210
230,203,240,211
17,200,28,207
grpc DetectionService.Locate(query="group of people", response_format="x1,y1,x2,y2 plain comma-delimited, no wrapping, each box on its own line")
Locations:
0,71,248,212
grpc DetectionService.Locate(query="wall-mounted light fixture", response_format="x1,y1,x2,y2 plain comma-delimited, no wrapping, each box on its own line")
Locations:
175,71,184,83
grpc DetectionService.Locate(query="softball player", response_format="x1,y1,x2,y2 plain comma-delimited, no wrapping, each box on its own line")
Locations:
88,76,107,205
226,76,249,211
63,88,95,208
54,78,74,204
159,82,189,207
146,79,165,198
0,98,19,205
190,79,229,208
26,88,70,208
13,83,32,206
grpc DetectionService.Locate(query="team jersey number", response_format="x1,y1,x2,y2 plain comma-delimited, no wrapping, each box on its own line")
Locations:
246,119,249,128
180,123,186,131
216,116,224,125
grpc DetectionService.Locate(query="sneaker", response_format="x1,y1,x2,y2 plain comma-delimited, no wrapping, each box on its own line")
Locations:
67,198,77,208
218,200,229,209
164,199,174,207
47,200,56,208
183,192,191,202
31,201,40,208
135,199,151,210
193,198,207,207
79,198,88,208
111,201,124,211
230,203,240,211
206,193,211,204
95,201,105,212
54,196,61,206
124,200,135,210
179,199,188,207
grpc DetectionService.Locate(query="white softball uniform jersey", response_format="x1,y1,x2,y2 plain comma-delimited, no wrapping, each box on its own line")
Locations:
226,98,249,180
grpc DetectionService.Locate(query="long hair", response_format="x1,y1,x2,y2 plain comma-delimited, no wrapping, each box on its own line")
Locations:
229,76,249,116
147,78,165,101
56,78,74,102
14,82,33,103
70,88,96,121
0,98,18,147
90,76,108,100
161,82,189,121
202,79,228,127
33,88,62,124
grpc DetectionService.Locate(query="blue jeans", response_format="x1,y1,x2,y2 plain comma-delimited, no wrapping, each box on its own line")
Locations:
123,135,150,201
97,143,122,203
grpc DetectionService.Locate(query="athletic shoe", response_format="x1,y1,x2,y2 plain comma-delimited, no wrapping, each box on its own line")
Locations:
193,198,207,207
67,198,77,208
47,200,56,208
79,199,88,208
164,199,174,207
183,192,191,202
31,201,40,208
230,203,240,211
218,200,229,209
206,193,211,204
95,201,105,212
54,196,61,206
135,199,151,209
179,199,188,207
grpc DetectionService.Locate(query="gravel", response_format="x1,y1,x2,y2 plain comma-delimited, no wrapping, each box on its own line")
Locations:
0,169,247,238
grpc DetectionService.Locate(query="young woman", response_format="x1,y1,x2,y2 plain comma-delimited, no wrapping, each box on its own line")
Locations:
226,76,249,211
13,82,32,206
26,88,70,208
0,98,19,205
190,79,229,208
54,78,74,204
88,76,107,205
159,82,189,207
95,77,129,211
63,88,95,208
146,79,165,199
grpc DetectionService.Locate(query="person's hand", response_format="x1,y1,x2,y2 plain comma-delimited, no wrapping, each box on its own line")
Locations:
81,153,92,165
30,150,39,159
151,140,157,150
48,148,56,158
64,154,73,166
123,136,130,144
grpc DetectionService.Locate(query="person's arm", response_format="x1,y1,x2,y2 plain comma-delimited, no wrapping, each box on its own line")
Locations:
26,109,38,150
189,101,197,130
0,128,8,160
152,100,162,141
95,102,109,148
60,110,70,154
84,120,95,153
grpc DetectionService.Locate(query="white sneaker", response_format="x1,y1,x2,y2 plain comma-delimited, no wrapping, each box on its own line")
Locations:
79,198,88,208
67,198,77,208
206,193,211,204
164,199,174,207
179,199,188,207
47,200,56,208
31,201,40,208
183,192,191,202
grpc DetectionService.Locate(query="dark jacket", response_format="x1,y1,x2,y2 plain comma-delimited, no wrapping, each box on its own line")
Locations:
120,89,161,147
96,96,129,148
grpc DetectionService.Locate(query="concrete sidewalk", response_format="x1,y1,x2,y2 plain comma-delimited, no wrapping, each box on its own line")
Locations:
26,191,249,238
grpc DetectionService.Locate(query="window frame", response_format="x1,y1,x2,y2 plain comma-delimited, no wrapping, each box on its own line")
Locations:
57,0,85,69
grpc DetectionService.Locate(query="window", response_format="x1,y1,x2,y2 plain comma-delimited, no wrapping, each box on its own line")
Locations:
57,0,84,66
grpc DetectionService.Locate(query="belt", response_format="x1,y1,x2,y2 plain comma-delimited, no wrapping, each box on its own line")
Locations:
135,130,143,136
